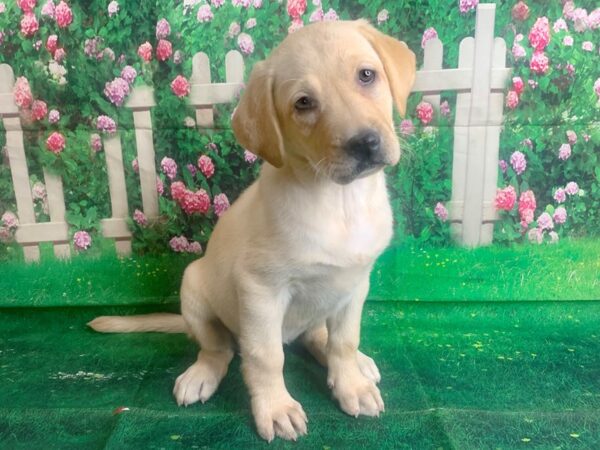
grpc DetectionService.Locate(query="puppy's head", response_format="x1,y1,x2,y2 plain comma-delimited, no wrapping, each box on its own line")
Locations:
232,20,416,184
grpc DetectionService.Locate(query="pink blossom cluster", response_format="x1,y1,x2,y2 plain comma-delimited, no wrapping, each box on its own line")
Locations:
554,187,566,203
31,99,47,121
565,181,579,196
170,181,211,215
553,206,567,225
434,202,448,221
156,19,171,39
416,101,434,125
495,186,516,211
120,66,137,85
90,133,102,152
400,119,414,135
459,0,478,14
510,151,527,175
198,155,215,178
421,27,438,49
73,230,92,251
171,75,190,97
287,0,306,19
558,143,571,161
48,109,60,123
244,149,257,163
377,9,389,24
197,4,213,22
237,33,254,55
133,209,147,227
156,39,172,61
528,17,550,51
169,236,203,254
31,181,46,201
96,115,117,134
512,1,529,21
1,211,19,229
46,131,66,154
138,42,153,62
213,193,230,217
104,77,130,106
518,190,536,228
13,77,33,109
161,157,178,180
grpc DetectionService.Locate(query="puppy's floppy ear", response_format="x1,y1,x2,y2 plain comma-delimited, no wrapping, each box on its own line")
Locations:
232,60,284,168
356,20,416,117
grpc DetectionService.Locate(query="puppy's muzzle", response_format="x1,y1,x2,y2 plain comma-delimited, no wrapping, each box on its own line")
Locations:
343,129,389,167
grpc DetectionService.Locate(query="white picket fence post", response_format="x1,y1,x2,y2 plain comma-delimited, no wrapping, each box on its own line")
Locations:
411,3,510,246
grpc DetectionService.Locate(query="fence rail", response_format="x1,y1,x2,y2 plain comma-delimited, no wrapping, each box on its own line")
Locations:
0,4,509,262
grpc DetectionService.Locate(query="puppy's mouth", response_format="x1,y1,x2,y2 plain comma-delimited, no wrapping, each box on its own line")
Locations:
331,160,386,185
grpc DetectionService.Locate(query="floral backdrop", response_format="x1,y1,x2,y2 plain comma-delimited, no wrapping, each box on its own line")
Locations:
0,0,599,259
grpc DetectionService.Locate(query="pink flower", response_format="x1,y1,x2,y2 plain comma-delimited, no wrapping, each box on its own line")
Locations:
528,227,543,244
181,190,210,215
522,138,533,149
96,115,117,134
563,35,574,46
237,33,254,55
553,18,568,33
131,158,139,173
31,182,46,201
566,130,577,145
244,149,257,163
421,27,438,49
0,2,5,13
120,66,137,85
46,132,66,154
553,207,567,225
188,241,203,254
459,0,478,14
55,1,73,28
138,42,153,62
377,9,389,24
323,8,338,21
13,77,33,109
156,18,171,39
90,133,102,152
495,186,516,211
211,0,224,7
246,18,257,29
518,190,536,221
133,209,147,227
108,1,119,17
198,155,215,178
0,227,12,243
41,0,55,17
563,1,575,20
213,193,230,217
197,4,213,22
416,101,434,125
582,41,593,52
31,100,47,121
104,77,130,106
169,235,190,252
161,157,177,180
17,0,36,13
511,1,529,21
537,212,553,230
528,17,550,51
499,160,508,173
48,109,60,123
588,8,600,29
287,0,306,18
21,13,39,37
309,8,323,22
506,90,519,110
156,177,164,196
53,48,66,63
228,22,241,37
558,143,571,160
288,18,304,34
512,43,526,60
512,77,524,95
434,202,448,221
565,181,579,195
73,231,92,251
46,35,58,55
528,79,538,89
170,181,186,201
510,151,526,175
440,100,450,117
252,0,262,7
156,39,172,61
400,119,415,135
186,163,197,177
171,75,190,97
572,8,589,32
1,211,19,229
554,188,566,204
529,51,549,74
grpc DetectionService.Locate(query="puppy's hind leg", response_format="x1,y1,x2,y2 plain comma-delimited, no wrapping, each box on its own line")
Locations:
301,324,381,384
173,261,234,407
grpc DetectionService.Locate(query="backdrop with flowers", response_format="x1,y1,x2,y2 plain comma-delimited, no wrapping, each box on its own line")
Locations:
0,0,599,260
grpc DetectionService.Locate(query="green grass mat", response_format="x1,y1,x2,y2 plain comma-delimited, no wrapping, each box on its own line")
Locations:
2,301,599,449
2,238,600,307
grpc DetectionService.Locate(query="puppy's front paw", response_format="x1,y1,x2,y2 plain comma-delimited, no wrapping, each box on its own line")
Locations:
173,360,224,406
328,368,384,418
357,351,381,384
251,391,308,442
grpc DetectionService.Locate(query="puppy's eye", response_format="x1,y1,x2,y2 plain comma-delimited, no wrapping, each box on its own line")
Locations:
358,69,376,85
294,96,316,111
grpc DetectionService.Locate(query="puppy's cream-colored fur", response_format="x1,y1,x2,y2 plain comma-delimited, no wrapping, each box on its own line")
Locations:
89,20,415,442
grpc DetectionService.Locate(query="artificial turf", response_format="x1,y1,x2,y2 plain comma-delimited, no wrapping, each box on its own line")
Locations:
1,301,600,449
1,239,599,448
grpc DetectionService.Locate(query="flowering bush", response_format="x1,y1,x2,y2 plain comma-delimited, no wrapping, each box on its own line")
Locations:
0,0,599,260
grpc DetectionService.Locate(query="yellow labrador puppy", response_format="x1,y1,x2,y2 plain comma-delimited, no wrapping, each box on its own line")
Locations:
90,19,415,442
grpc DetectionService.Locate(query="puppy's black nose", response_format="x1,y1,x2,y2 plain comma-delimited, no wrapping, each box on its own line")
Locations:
344,130,382,162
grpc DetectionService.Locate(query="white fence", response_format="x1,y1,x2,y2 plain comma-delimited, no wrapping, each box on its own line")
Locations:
0,4,508,262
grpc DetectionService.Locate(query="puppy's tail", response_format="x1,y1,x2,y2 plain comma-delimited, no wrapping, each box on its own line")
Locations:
87,313,186,333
